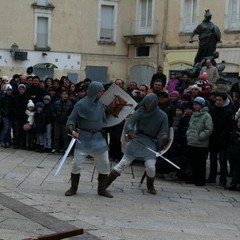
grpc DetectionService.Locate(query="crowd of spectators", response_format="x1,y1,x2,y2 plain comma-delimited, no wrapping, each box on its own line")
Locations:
0,63,240,191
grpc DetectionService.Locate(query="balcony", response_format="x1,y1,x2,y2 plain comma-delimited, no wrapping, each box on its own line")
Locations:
122,20,158,45
123,20,158,36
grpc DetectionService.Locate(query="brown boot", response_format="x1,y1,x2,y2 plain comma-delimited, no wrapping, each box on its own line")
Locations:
146,175,156,195
106,170,120,189
65,173,80,196
98,174,113,198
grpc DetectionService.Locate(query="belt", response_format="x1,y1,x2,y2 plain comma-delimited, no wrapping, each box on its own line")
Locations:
79,128,101,134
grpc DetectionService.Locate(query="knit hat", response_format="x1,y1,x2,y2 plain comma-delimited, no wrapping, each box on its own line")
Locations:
183,102,194,110
193,97,205,106
18,84,26,90
43,95,51,101
199,72,208,80
36,102,44,108
170,91,179,97
191,84,202,91
176,103,184,112
27,100,35,108
2,76,9,83
182,93,192,101
4,84,12,90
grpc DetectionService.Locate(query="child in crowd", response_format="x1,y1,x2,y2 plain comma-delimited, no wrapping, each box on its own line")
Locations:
25,100,35,150
186,97,213,186
167,73,179,94
43,95,53,153
34,102,46,152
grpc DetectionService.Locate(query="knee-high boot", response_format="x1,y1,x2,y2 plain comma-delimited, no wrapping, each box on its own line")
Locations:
65,173,80,196
146,175,156,195
98,174,113,198
106,170,120,189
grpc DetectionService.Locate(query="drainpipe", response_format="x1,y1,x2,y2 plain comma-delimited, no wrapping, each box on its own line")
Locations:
160,0,169,66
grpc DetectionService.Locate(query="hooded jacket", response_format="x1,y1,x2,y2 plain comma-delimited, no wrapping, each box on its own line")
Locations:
186,106,213,147
66,81,108,153
124,93,169,159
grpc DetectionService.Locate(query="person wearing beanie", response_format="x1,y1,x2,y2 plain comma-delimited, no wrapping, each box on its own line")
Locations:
43,95,53,152
18,84,26,90
0,81,14,148
207,92,233,189
181,93,192,105
191,84,202,100
24,100,35,150
169,90,180,107
34,102,46,153
194,72,212,98
167,73,179,94
186,96,213,186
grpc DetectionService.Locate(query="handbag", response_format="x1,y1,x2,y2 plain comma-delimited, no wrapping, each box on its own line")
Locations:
23,123,32,131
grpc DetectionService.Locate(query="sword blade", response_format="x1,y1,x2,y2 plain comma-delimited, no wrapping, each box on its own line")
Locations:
147,147,180,170
54,138,76,176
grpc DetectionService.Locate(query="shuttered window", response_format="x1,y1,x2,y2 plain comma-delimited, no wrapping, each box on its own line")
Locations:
36,17,48,48
100,5,114,40
227,0,240,30
98,0,118,43
181,0,198,33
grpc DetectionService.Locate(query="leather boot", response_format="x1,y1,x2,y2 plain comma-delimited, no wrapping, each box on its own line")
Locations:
98,174,113,198
65,173,80,196
146,175,156,195
106,170,120,189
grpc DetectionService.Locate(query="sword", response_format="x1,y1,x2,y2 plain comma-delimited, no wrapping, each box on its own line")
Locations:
54,137,77,176
146,147,180,170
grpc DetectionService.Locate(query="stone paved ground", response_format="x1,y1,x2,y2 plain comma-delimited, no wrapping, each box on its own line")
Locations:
0,147,239,240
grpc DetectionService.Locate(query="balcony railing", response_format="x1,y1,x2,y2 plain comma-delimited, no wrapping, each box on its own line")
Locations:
122,20,158,37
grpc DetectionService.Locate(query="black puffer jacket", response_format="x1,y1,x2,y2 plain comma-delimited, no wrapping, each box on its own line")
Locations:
209,105,233,149
0,93,15,118
53,99,73,124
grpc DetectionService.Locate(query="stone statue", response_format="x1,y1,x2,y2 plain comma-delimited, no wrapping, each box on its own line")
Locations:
189,9,221,65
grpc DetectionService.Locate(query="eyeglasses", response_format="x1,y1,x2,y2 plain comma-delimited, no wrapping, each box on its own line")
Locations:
43,98,50,101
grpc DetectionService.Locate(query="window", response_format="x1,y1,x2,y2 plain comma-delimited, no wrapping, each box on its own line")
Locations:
226,0,240,31
136,46,150,57
34,7,52,50
36,0,50,6
180,0,199,33
136,0,154,34
36,17,48,49
98,1,118,43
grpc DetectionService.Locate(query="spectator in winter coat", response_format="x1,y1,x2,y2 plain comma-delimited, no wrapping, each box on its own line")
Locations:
186,97,213,186
167,73,179,94
42,95,54,152
52,89,72,153
0,84,15,148
12,84,29,149
34,102,46,152
207,92,233,188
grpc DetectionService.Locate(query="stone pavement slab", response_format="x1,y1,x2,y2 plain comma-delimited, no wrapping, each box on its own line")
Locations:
0,147,240,239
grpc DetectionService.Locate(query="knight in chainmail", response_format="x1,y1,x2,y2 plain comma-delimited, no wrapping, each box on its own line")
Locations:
65,81,113,198
106,93,169,194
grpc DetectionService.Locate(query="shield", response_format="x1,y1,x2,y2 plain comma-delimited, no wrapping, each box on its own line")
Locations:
214,25,221,42
100,83,138,127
